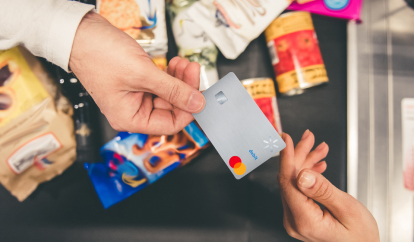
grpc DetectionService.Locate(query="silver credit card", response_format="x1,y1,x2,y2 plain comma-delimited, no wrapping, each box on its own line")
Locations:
193,72,286,179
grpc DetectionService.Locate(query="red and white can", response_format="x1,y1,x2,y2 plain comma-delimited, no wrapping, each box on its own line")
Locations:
241,78,282,135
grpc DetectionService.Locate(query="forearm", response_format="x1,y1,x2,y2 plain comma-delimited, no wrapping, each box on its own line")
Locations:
0,0,94,71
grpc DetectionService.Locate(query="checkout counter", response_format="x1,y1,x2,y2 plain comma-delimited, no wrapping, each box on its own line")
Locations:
7,1,414,239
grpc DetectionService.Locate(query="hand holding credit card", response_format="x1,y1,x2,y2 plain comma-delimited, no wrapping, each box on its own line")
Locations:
193,73,286,179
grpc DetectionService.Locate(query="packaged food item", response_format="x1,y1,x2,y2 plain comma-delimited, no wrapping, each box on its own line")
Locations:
166,0,219,91
85,121,209,208
242,78,282,135
287,0,362,21
186,0,292,59
0,47,76,201
265,11,328,96
97,0,168,64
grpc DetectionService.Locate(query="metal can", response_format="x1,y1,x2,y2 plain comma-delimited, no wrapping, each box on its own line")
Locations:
242,78,283,135
265,11,328,96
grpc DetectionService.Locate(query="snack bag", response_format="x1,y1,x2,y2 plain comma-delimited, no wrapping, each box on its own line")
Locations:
97,0,168,68
186,0,292,59
0,47,76,201
287,0,363,21
166,0,219,90
86,122,209,208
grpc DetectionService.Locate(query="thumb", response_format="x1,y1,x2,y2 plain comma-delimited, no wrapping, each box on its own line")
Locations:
297,169,364,227
149,70,205,113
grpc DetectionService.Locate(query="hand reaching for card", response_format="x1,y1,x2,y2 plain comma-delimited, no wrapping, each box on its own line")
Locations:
69,12,205,135
279,130,380,242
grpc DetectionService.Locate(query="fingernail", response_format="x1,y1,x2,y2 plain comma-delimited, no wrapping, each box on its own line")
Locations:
301,129,310,140
315,142,326,151
298,171,316,189
187,92,204,112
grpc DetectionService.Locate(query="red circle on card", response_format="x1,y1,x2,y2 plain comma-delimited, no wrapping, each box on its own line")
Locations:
229,156,241,168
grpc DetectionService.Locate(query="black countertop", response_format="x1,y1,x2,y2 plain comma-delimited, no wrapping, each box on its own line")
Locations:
0,14,347,242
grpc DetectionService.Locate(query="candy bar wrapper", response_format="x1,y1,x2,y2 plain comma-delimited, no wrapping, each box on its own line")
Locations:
287,0,362,21
86,122,209,208
167,0,219,91
186,0,291,59
97,0,168,57
0,47,76,201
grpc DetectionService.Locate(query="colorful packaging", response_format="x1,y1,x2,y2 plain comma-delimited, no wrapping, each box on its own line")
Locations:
287,0,363,21
0,47,76,201
186,0,292,59
265,11,328,96
166,0,219,91
242,78,282,135
97,0,168,67
86,122,209,208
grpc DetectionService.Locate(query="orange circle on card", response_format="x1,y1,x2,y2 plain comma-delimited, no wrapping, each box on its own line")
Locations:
233,163,246,175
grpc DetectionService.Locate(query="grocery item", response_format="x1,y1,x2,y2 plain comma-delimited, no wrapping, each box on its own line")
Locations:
166,0,219,91
86,121,209,208
242,78,282,135
265,11,328,96
287,0,363,21
97,0,168,66
186,0,292,59
0,47,76,201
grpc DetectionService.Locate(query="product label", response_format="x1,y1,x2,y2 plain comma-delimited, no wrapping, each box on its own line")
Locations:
267,41,279,65
265,12,314,42
242,79,282,134
7,133,62,174
0,47,50,127
97,0,168,55
276,64,328,93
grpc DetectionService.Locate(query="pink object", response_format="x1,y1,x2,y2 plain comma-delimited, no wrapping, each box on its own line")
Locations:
287,0,363,21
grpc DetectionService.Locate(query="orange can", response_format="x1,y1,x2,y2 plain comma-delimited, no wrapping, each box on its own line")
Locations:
265,11,328,96
242,78,282,135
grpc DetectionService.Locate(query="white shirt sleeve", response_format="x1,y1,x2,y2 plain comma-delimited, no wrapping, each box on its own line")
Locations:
0,0,94,72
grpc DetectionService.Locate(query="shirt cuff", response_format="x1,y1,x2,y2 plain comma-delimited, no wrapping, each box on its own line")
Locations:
46,2,94,72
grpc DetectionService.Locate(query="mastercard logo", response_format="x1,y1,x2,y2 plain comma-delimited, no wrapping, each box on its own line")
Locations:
229,156,246,175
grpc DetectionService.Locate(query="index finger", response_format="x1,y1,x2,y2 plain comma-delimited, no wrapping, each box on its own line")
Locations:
279,133,321,219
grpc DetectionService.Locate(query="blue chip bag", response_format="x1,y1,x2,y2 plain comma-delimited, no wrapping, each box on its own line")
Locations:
86,122,209,208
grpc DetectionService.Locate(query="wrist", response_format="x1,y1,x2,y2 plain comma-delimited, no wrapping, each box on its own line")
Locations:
69,12,109,72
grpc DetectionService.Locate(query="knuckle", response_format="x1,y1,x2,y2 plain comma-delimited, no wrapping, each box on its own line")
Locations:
314,180,334,201
168,83,181,105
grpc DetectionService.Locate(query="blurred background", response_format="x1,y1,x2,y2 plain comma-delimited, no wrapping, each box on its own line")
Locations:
0,0,413,241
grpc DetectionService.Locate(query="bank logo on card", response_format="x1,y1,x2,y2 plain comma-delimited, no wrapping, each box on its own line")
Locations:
263,136,279,153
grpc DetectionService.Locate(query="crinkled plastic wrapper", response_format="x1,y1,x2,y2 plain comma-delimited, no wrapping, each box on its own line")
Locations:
97,0,168,68
167,0,219,91
287,0,362,21
0,47,76,201
186,0,292,59
86,122,209,208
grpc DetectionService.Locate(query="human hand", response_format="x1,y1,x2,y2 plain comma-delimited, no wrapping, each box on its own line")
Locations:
279,131,379,242
69,12,205,135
